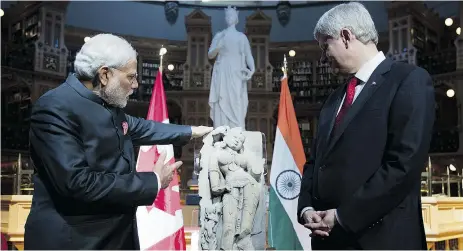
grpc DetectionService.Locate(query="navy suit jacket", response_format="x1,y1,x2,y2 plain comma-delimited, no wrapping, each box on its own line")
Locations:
24,74,192,250
298,59,434,250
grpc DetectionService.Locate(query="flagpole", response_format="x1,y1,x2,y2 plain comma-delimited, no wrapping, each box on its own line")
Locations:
267,54,289,250
281,54,288,79
159,45,167,73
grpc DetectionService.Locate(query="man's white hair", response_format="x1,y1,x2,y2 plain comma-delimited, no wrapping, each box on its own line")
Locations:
74,34,137,80
314,2,378,45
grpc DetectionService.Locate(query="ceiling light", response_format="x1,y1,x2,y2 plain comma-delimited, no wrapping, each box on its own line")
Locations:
0,9,4,17
288,50,296,57
457,27,461,35
168,64,174,71
445,18,453,27
447,89,455,98
84,36,91,43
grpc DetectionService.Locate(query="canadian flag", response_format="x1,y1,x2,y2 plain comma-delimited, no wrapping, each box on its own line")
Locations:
135,69,186,250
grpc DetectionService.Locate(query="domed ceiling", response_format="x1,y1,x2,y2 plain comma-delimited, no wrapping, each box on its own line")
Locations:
178,1,310,7
155,0,335,9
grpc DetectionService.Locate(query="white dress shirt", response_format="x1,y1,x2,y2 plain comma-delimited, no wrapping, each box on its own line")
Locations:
336,51,386,115
300,51,386,223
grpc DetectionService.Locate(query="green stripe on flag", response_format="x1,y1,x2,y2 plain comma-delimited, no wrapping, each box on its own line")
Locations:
268,186,304,250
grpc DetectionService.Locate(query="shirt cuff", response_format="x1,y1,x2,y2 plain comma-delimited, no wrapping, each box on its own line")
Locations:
300,207,314,219
153,171,161,194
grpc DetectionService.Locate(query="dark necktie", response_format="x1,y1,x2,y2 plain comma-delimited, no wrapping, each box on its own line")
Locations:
334,76,359,127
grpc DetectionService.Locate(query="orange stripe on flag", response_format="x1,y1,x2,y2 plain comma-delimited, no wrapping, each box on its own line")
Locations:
277,77,306,173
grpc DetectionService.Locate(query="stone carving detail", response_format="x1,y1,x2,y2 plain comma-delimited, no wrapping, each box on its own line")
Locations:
276,1,291,26
198,126,266,250
164,1,179,25
43,54,59,71
208,6,256,129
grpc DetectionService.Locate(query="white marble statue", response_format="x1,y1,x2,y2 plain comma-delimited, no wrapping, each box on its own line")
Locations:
198,126,266,250
208,6,256,129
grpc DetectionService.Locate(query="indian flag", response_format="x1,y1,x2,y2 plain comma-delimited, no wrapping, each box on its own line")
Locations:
268,74,311,250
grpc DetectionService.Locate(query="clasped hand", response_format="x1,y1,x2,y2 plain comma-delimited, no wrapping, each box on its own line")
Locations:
303,209,337,237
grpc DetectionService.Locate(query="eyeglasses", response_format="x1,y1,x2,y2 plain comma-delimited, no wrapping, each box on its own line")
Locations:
110,67,138,84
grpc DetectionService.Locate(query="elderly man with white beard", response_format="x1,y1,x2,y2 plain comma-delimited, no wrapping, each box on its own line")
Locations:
24,34,213,250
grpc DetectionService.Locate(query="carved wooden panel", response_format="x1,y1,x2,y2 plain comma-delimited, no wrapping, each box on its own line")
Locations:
198,117,206,126
186,100,197,113
186,117,196,125
251,73,265,89
198,101,207,113
456,38,463,70
259,102,268,113
249,101,258,113
247,118,257,131
192,73,204,87
260,118,268,136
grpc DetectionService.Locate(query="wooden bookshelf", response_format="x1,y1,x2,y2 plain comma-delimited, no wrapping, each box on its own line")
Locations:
164,62,184,91
1,87,32,151
136,58,160,101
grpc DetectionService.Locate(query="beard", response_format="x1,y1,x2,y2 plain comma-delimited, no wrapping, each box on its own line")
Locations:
97,79,131,108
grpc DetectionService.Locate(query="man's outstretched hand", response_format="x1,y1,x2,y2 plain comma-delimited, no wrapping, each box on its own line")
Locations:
153,151,183,189
191,126,214,139
303,209,337,237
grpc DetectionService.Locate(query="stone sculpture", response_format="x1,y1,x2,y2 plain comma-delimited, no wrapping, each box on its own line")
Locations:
198,126,267,250
208,6,256,129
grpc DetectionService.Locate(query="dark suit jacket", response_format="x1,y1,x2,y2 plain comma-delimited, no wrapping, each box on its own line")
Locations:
297,59,435,250
24,74,192,250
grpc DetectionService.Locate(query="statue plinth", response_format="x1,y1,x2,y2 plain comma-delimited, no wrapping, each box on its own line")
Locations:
197,126,268,250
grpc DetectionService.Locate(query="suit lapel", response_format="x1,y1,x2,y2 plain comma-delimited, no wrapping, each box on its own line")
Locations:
316,87,345,162
322,59,393,161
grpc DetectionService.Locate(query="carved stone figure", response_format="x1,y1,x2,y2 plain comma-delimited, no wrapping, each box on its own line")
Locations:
198,126,266,250
208,6,256,129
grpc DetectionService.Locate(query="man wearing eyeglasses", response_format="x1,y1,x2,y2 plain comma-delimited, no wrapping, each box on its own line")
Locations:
24,34,213,250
